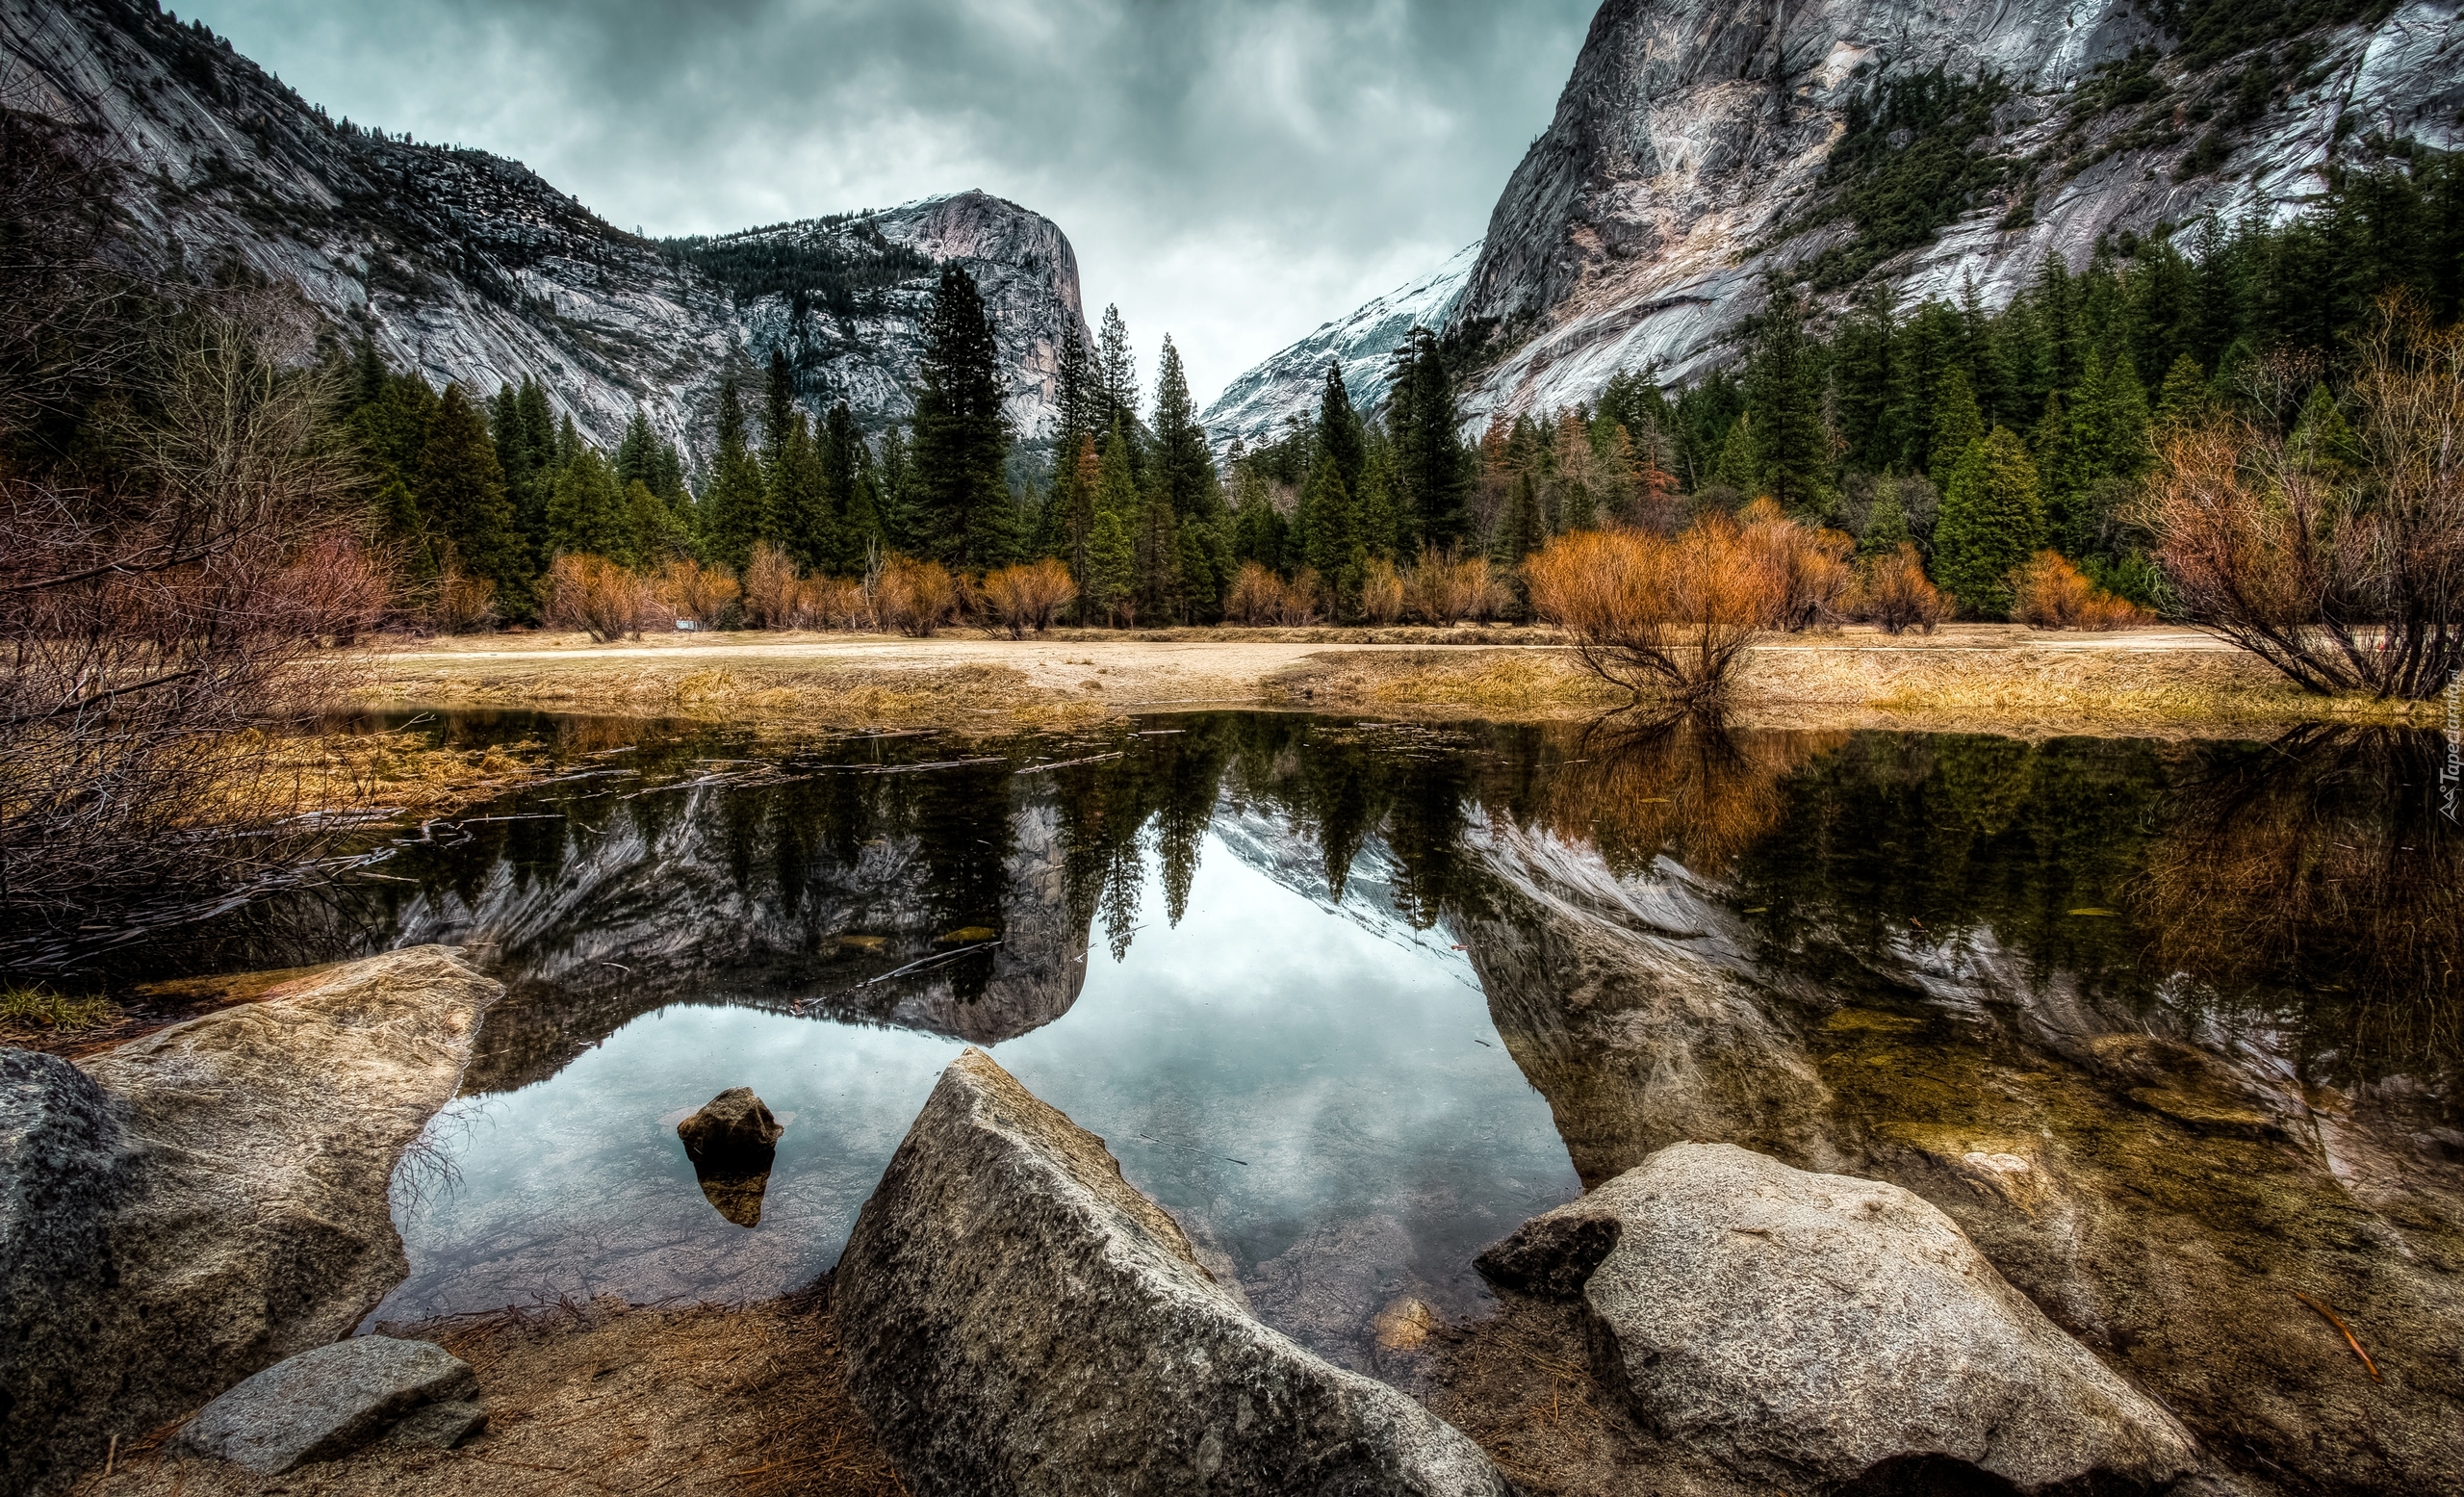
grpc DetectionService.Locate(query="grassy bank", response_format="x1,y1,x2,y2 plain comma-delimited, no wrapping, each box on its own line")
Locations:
353,624,2423,737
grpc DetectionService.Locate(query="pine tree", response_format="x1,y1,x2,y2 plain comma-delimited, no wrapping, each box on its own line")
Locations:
615,411,661,491
1741,287,1832,514
771,412,833,571
1860,477,1912,557
820,402,864,573
1301,453,1356,608
2151,353,2208,431
702,374,770,571
1054,321,1092,458
623,479,690,569
1088,419,1139,624
424,383,532,615
1094,304,1139,438
2290,382,2364,481
1059,433,1100,619
875,424,933,558
1314,360,1367,503
760,347,796,455
1927,368,1986,492
546,446,629,560
1358,436,1403,559
1231,463,1286,572
1134,462,1181,623
1153,336,1217,520
1933,426,2044,619
1388,327,1468,548
913,266,1016,569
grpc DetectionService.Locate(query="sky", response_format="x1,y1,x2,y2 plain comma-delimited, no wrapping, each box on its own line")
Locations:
180,0,1599,409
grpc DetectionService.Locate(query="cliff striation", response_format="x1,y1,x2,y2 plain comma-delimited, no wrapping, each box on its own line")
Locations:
1,0,1090,463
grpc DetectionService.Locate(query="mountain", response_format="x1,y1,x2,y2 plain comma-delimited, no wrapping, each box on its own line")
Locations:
1199,242,1480,451
2,0,1091,465
1231,0,2463,429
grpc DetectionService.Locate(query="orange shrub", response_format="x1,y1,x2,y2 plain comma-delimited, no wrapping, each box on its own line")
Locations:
430,557,498,633
740,543,802,630
1526,512,1783,707
1280,567,1327,625
2010,550,2153,630
1848,543,1951,634
798,576,870,631
545,554,659,641
1738,499,1856,631
655,557,738,629
1360,556,1406,625
1405,546,1502,625
1224,562,1282,625
982,557,1078,637
876,555,962,636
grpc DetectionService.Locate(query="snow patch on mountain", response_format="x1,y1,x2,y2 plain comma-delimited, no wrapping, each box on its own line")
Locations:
1200,242,1480,452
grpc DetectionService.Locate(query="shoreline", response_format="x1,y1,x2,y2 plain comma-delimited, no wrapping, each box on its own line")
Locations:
352,623,2425,739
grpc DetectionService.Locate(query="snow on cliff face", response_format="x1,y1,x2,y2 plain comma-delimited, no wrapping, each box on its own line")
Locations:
1200,242,1480,452
7,0,1090,463
1404,0,2462,425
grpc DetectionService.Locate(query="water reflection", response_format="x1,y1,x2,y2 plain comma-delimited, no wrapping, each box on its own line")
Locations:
109,710,2460,1482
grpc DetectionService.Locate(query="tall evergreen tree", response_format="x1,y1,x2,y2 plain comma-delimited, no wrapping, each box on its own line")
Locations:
1740,287,1832,514
1054,321,1093,460
1389,327,1469,548
1933,426,2044,619
546,445,629,560
1088,418,1139,623
760,347,796,455
1153,336,1217,518
702,374,769,571
771,412,833,571
1094,304,1139,439
912,266,1017,569
820,401,864,573
1314,359,1367,503
1927,368,1986,491
424,383,532,615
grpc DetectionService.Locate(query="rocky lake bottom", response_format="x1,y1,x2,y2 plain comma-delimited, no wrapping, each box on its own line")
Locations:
73,707,2464,1491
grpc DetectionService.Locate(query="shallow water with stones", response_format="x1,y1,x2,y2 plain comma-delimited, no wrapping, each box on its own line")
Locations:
118,709,2464,1484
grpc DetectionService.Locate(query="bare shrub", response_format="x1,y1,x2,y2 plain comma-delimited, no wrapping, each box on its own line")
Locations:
2143,295,2464,698
1406,546,1500,625
982,557,1078,637
2010,550,2152,630
1359,556,1406,625
804,576,872,631
1280,567,1326,626
0,307,389,942
1526,513,1780,708
431,556,499,633
1848,543,1952,634
740,543,801,630
1224,562,1281,625
876,555,962,636
655,557,738,630
1739,499,1856,631
545,554,658,641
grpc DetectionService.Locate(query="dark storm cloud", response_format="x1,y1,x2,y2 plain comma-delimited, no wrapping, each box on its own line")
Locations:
182,0,1598,403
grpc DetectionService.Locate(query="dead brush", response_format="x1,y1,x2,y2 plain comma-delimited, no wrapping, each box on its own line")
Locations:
2010,550,2151,630
654,556,738,629
875,555,963,636
981,556,1077,636
543,554,660,641
1848,542,1953,634
1526,514,1782,709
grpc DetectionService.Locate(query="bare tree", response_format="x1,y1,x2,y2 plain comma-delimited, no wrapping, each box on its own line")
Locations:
2144,296,2464,700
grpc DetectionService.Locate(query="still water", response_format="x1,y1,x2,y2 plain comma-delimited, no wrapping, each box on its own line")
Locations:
124,710,2464,1458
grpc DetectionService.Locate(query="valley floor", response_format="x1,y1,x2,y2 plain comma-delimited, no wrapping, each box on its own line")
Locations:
357,622,2409,737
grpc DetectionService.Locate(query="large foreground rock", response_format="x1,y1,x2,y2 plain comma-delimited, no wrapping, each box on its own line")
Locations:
0,946,500,1494
837,1048,1508,1496
175,1335,482,1473
1481,1142,2198,1494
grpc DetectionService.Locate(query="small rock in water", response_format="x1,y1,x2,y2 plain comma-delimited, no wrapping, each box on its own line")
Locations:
1479,1142,2199,1494
677,1088,783,1227
175,1336,481,1475
1372,1296,1437,1352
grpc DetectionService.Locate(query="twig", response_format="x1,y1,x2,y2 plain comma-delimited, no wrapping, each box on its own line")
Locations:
2293,1291,2382,1381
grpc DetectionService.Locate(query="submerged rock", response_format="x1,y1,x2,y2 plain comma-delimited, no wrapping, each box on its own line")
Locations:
678,1087,783,1227
1481,1142,2198,1494
0,946,499,1494
174,1336,483,1474
837,1048,1510,1496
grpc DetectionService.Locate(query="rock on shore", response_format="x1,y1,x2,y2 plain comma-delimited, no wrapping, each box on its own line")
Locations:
836,1048,1509,1496
0,946,500,1494
1481,1142,2199,1494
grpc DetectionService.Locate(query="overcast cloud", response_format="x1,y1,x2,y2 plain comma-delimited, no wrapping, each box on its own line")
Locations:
179,0,1596,407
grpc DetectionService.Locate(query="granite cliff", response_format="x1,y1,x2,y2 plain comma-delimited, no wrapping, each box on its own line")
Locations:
1,0,1091,464
1212,0,2463,430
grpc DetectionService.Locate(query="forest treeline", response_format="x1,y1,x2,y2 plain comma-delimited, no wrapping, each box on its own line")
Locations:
347,150,2464,663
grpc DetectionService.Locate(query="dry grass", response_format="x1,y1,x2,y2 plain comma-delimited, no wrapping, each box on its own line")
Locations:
70,1289,906,1497
356,625,2432,736
1427,1297,1677,1497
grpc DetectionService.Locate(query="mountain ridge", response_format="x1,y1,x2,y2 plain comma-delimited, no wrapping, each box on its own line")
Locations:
1,0,1091,470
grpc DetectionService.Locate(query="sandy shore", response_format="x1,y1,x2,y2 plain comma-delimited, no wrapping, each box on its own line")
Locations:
355,623,2412,737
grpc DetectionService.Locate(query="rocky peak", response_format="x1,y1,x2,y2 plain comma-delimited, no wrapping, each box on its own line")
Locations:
1422,0,2463,420
9,0,1091,464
